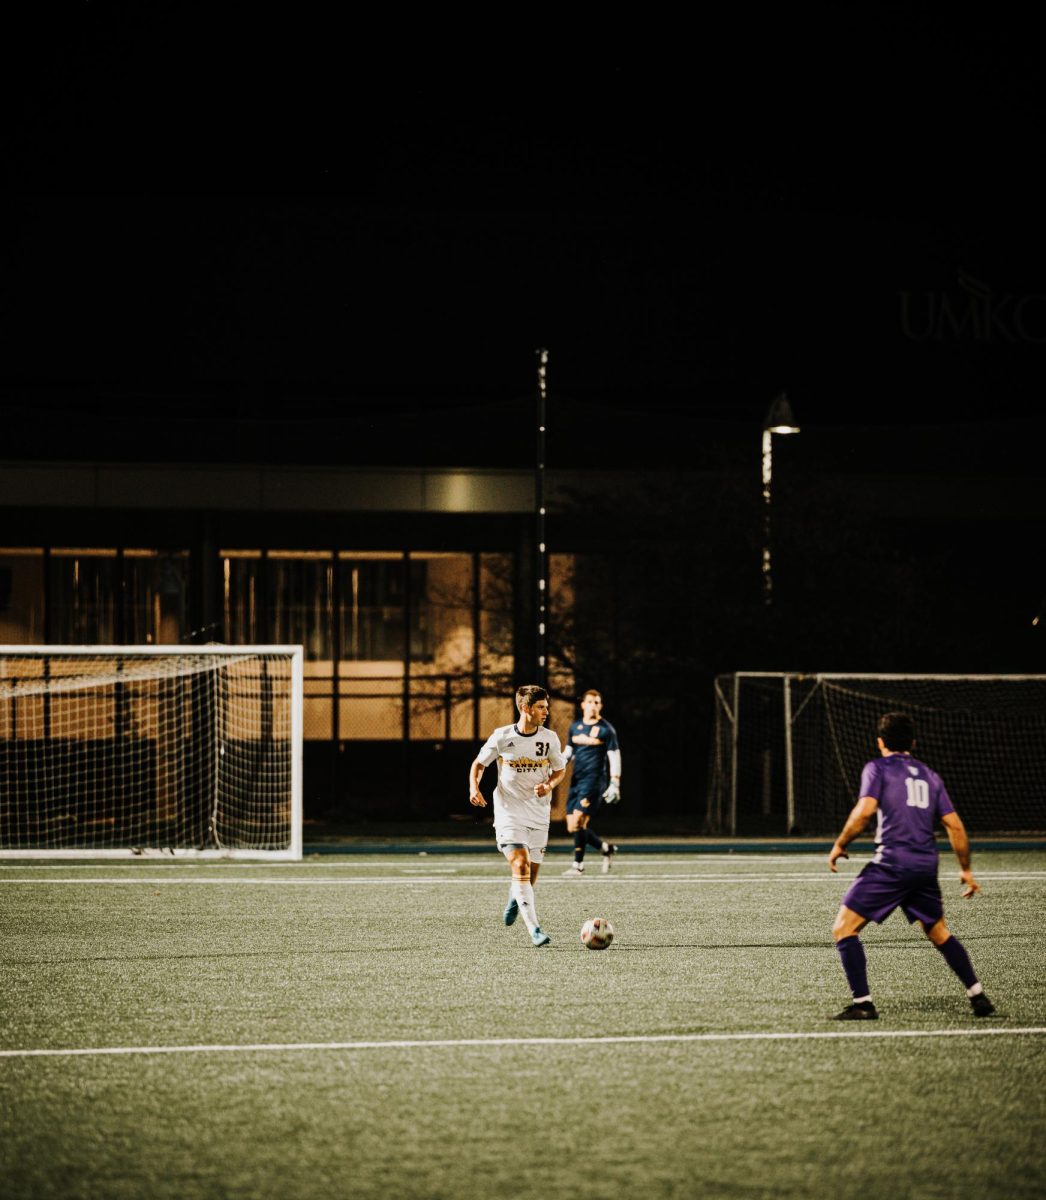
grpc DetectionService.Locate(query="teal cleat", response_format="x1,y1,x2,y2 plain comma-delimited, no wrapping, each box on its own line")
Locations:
530,927,551,947
503,896,519,926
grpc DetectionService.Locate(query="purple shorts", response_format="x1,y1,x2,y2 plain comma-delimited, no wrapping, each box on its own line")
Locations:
841,860,944,928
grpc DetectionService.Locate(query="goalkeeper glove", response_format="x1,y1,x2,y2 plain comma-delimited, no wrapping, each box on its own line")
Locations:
602,780,621,805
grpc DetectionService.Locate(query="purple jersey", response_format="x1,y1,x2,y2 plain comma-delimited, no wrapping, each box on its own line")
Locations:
859,753,955,869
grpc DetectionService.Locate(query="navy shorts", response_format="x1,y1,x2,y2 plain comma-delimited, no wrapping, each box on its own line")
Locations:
566,778,605,818
841,860,944,928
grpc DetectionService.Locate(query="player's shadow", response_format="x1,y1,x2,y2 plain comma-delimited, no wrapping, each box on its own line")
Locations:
885,996,1006,1019
607,941,828,950
613,932,1002,951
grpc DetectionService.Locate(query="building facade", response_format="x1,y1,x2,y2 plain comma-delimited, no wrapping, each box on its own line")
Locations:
0,460,576,822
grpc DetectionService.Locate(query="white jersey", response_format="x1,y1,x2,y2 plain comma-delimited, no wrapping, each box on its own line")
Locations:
476,722,566,830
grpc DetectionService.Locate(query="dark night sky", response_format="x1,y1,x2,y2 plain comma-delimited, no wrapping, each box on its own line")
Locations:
5,12,1046,467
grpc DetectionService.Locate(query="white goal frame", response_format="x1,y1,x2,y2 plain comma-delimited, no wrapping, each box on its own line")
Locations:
0,645,303,860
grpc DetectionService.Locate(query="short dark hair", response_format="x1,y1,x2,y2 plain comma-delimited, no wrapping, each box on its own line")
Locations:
516,684,548,711
879,712,915,752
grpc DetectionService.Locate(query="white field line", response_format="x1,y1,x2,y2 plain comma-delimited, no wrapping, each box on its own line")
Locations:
1,857,1040,871
0,875,843,885
3,1027,1045,1060
1,873,1045,886
0,855,838,869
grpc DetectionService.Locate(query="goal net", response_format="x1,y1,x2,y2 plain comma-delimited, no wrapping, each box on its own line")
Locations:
707,673,1046,836
0,646,303,858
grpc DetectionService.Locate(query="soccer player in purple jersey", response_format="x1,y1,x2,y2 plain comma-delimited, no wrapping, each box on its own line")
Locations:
827,711,995,1020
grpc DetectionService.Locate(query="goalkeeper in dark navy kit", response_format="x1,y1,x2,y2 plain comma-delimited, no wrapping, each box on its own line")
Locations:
562,689,622,876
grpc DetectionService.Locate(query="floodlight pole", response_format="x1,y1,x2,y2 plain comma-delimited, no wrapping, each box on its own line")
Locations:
535,348,549,687
761,427,775,606
761,392,800,606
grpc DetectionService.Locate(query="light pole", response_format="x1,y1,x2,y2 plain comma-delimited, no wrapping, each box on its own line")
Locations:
761,392,800,606
535,348,549,687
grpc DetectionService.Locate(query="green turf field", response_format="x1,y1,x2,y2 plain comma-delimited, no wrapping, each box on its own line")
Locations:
2,849,1044,1199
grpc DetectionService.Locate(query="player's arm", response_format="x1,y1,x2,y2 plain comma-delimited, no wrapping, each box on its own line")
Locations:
535,767,566,799
940,811,980,897
603,748,622,803
468,758,488,807
828,796,878,871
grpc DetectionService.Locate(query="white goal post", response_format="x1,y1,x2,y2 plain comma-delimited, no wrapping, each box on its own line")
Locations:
0,646,303,859
707,672,1046,837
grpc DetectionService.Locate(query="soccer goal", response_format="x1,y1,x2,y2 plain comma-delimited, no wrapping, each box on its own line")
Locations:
0,646,303,859
707,672,1046,837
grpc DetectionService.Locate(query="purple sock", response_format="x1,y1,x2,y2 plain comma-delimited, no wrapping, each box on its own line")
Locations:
934,935,978,989
836,935,870,999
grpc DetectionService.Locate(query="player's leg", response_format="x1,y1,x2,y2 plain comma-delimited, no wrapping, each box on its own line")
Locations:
504,845,539,935
579,794,618,873
563,798,589,875
524,829,551,945
831,862,911,1019
501,840,550,945
831,904,877,1019
922,915,995,1016
496,832,522,925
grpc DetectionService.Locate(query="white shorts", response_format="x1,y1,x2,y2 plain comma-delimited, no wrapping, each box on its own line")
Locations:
496,823,549,864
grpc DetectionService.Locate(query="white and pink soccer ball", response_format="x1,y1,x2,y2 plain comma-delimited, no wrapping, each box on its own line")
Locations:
580,916,615,950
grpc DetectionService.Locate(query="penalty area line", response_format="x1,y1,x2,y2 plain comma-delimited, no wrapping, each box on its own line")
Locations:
4,1027,1045,1059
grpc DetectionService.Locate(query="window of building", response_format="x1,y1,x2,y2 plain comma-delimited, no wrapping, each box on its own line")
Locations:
124,550,190,645
47,549,191,646
222,551,262,645
337,553,407,742
339,553,409,663
409,553,474,740
0,549,45,645
214,547,573,746
268,551,333,662
48,549,120,644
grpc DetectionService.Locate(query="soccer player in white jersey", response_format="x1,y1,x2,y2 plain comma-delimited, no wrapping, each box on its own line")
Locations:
469,684,567,946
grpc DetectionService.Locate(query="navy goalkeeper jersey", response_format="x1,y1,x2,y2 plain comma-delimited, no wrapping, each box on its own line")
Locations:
567,718,619,789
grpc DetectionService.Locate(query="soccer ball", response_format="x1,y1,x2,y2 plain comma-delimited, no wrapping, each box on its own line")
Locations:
580,916,615,950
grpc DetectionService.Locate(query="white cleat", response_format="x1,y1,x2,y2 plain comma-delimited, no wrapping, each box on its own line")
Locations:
562,862,585,877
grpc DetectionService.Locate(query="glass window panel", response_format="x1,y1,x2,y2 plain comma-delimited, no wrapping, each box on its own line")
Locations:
123,551,190,645
266,554,334,739
338,668,404,741
0,550,44,645
410,553,474,673
222,553,262,645
339,557,406,662
409,553,474,739
479,677,516,736
303,667,333,740
479,553,514,673
268,555,333,661
48,550,119,644
409,677,449,740
548,552,576,698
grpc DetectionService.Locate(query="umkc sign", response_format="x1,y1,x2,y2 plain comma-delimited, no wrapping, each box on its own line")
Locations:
899,270,1046,343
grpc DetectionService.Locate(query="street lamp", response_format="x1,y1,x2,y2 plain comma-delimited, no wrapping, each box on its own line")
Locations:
535,348,549,686
762,392,800,606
